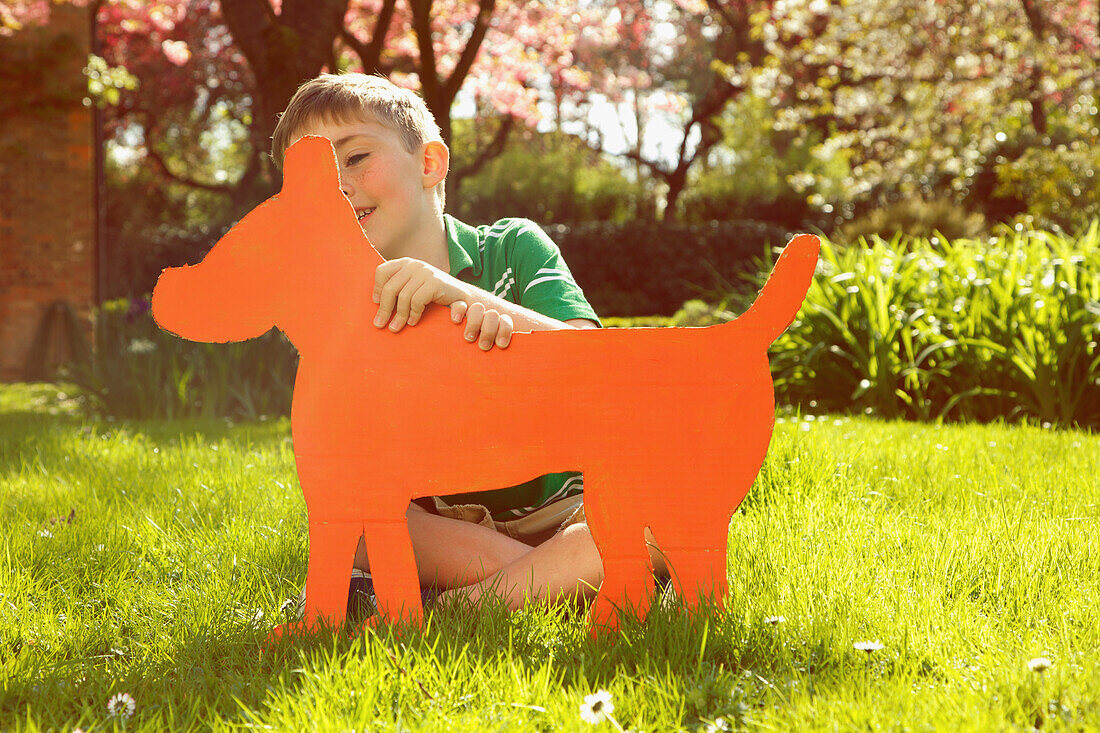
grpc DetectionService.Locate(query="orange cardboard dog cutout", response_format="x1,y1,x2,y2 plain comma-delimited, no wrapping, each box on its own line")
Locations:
152,136,819,636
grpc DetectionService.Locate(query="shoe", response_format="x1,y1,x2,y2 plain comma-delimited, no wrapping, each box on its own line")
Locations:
282,570,435,625
346,568,377,622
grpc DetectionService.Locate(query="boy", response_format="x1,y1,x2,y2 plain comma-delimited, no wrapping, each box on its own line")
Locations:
270,73,666,614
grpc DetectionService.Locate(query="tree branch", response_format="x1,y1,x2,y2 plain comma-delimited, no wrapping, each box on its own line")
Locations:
449,114,515,182
218,0,277,73
137,112,248,197
340,0,397,72
365,0,397,71
339,26,371,66
144,143,236,196
410,0,439,99
443,0,496,103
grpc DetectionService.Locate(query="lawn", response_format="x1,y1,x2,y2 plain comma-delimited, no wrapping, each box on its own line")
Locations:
2,382,1098,731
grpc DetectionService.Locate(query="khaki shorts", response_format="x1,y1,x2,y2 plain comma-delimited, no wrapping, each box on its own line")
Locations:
291,496,589,617
422,493,586,547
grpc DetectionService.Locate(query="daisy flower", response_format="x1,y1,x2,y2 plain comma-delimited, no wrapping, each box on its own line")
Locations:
853,640,884,653
580,689,623,729
106,692,136,719
1028,657,1052,673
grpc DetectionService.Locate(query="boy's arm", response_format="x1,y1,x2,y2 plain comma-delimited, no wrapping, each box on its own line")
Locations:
373,257,596,350
448,296,598,349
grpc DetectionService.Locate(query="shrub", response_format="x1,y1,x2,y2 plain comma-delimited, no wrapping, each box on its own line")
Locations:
548,219,792,317
994,139,1100,234
835,197,988,245
449,123,649,225
742,221,1100,428
68,297,296,420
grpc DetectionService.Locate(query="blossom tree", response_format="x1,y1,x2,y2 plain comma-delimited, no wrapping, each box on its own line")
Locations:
6,0,610,202
732,0,1099,226
560,0,775,221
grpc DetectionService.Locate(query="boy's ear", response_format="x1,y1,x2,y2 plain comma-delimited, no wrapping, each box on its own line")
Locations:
422,140,449,190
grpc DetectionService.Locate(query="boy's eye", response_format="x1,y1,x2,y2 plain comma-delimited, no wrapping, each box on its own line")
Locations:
346,153,369,166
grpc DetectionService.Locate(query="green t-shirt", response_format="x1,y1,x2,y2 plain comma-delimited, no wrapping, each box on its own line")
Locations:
440,215,599,520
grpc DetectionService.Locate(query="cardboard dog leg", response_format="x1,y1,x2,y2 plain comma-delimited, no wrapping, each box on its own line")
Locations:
269,518,360,639
302,519,361,626
584,477,655,632
362,519,424,627
651,516,732,610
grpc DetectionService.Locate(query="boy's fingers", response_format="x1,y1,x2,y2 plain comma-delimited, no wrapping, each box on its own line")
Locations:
450,301,468,323
479,310,500,351
405,281,436,327
372,259,403,304
389,280,421,331
496,314,513,349
374,266,414,328
464,303,485,342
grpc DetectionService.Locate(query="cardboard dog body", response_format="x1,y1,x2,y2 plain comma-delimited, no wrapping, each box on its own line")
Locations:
152,136,819,634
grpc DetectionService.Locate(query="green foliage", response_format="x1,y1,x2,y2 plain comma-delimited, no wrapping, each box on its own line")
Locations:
4,386,1100,729
550,219,792,316
102,165,235,299
751,222,1100,427
68,297,296,420
995,139,1100,234
836,197,988,245
681,94,845,227
601,315,675,329
449,122,649,225
103,100,259,298
83,54,138,108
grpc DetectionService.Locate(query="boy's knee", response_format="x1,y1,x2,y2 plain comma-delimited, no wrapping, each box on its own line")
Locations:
561,522,592,544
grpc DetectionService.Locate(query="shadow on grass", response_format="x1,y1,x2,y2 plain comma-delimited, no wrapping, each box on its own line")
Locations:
0,585,954,730
0,407,291,477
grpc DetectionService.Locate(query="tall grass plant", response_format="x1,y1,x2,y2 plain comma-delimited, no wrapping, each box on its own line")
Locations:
69,298,296,420
750,221,1100,427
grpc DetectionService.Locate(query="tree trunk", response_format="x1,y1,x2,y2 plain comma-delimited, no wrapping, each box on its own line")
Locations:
219,0,349,193
663,168,689,222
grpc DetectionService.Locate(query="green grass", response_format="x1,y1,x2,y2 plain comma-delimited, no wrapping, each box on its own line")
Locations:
2,383,1099,731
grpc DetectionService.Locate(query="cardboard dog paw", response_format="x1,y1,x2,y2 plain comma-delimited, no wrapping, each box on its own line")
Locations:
266,621,310,645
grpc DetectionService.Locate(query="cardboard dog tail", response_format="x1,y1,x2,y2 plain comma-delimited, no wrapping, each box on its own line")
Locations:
730,234,820,347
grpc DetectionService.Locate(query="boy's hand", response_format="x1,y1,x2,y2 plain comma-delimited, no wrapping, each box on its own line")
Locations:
374,258,468,331
451,301,514,350
373,258,513,349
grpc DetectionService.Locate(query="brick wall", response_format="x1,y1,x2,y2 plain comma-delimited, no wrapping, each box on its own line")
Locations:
0,5,95,381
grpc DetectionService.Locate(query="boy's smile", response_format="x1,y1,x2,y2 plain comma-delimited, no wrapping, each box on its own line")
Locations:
293,116,449,267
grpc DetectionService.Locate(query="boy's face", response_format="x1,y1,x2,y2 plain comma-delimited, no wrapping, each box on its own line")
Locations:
293,115,445,259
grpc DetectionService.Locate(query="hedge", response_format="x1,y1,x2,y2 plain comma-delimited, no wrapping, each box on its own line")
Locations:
545,219,794,317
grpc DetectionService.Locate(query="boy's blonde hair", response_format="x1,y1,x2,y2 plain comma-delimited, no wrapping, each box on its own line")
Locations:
270,73,446,204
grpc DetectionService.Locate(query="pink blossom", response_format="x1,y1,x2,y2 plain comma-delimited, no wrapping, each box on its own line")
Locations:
560,66,592,91
161,39,191,66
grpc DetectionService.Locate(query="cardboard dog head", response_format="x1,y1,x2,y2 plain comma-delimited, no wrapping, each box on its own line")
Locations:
153,137,385,349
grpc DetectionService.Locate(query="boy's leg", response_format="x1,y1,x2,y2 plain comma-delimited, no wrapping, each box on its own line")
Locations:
434,522,667,610
353,502,532,589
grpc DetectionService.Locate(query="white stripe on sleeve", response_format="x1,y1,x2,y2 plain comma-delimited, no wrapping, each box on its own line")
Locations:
523,272,574,294
493,267,516,298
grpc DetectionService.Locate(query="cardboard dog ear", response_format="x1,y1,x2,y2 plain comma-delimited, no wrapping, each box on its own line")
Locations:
281,136,342,200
